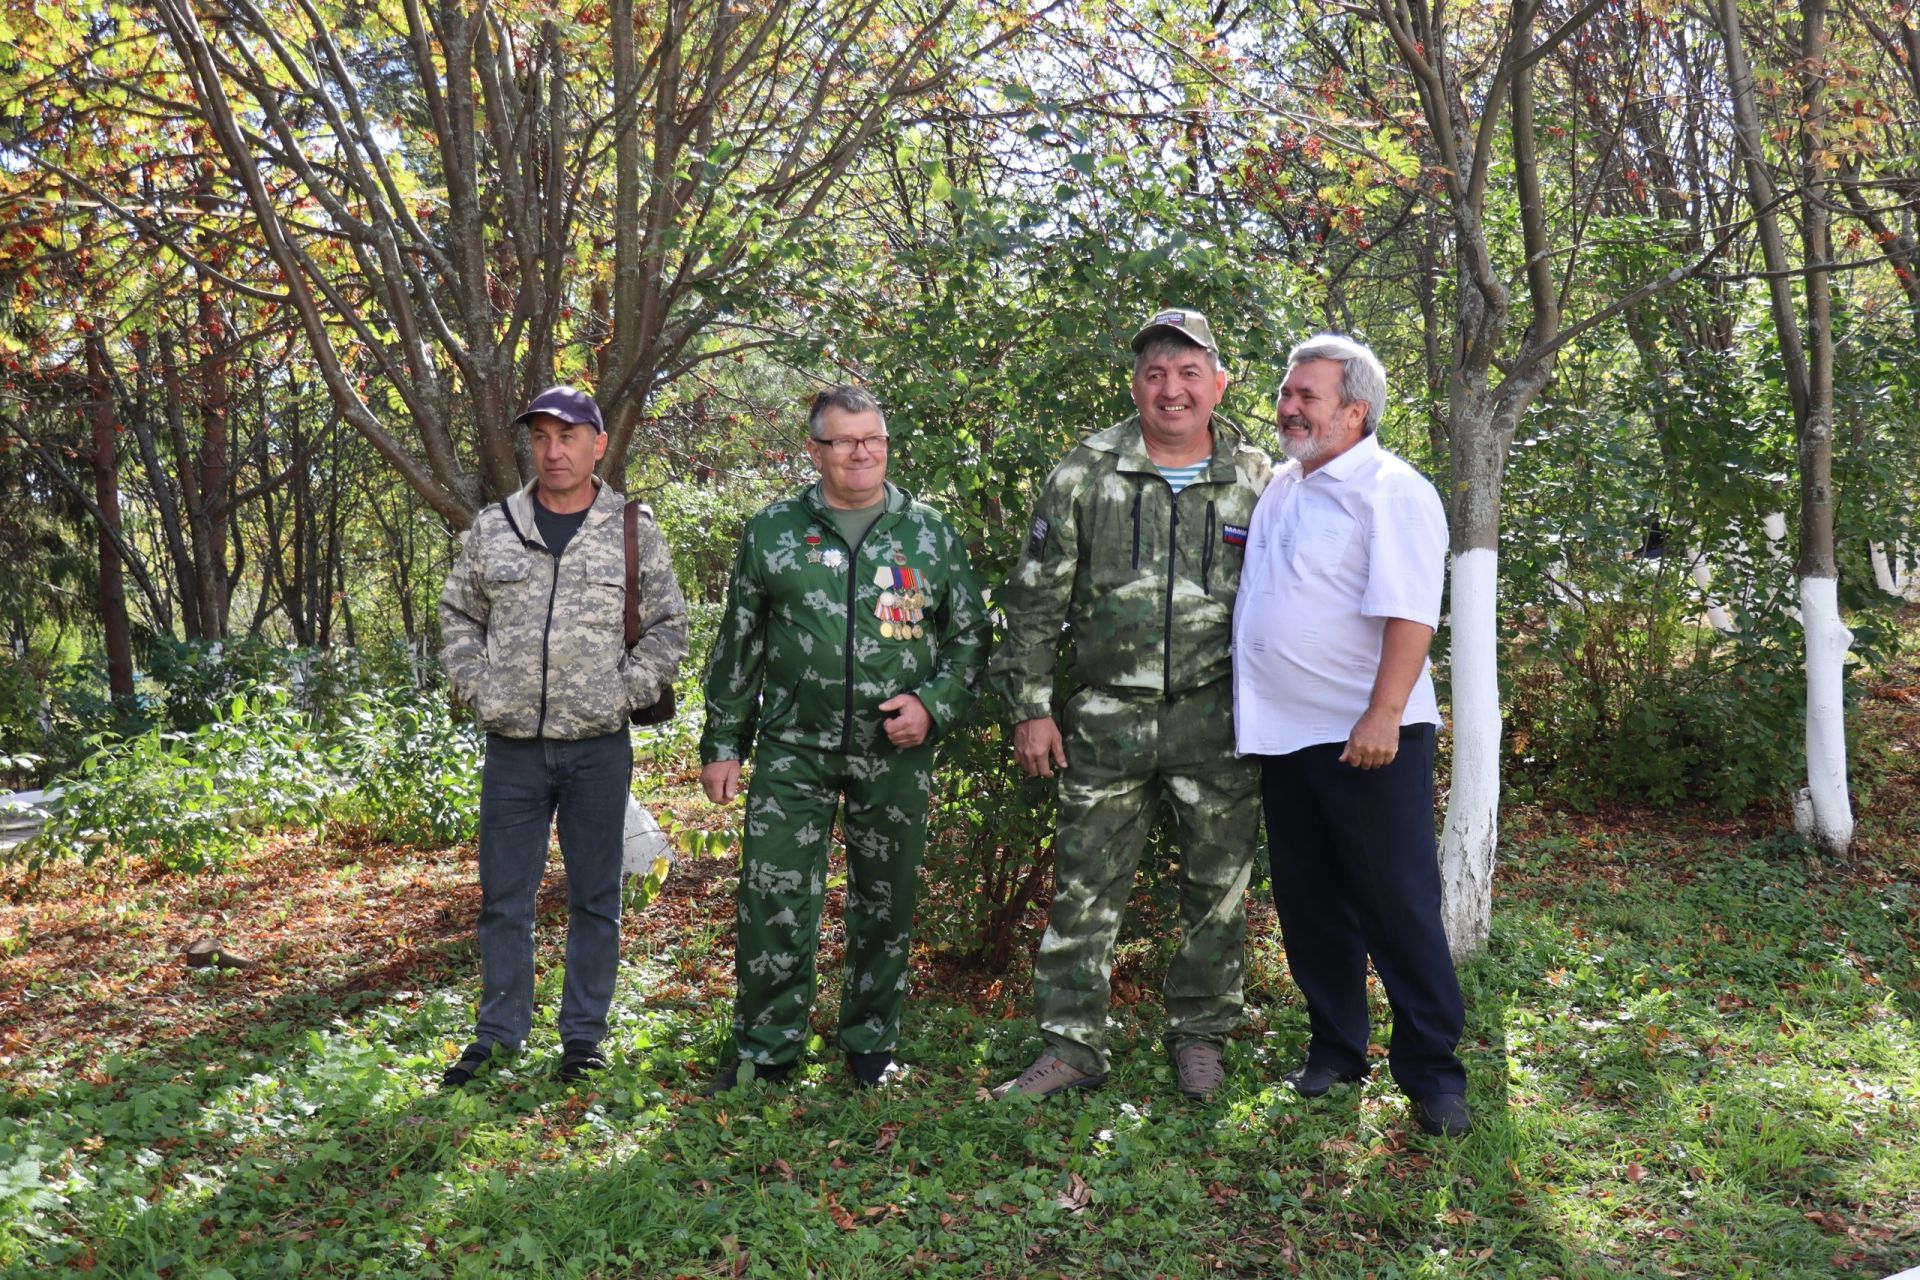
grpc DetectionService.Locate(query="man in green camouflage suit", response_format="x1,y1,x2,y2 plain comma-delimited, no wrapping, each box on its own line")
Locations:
438,386,690,1089
991,309,1273,1101
700,385,989,1092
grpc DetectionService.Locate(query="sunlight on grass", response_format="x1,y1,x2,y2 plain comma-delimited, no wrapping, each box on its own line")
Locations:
3,818,1918,1276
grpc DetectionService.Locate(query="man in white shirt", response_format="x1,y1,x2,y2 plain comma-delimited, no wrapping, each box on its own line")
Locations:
1233,334,1470,1137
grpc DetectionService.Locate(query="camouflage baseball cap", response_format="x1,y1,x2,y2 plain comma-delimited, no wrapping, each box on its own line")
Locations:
1130,307,1218,355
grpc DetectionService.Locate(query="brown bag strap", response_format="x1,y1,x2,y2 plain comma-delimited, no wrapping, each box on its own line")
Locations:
624,500,641,650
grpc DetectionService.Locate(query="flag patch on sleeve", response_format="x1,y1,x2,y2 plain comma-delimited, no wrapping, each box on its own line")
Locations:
1027,516,1051,558
1222,523,1249,547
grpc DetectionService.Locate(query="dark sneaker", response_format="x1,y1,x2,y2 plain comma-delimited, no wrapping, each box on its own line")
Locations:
440,1043,496,1089
1413,1093,1473,1137
1172,1042,1226,1100
704,1059,794,1096
991,1053,1106,1100
558,1041,609,1083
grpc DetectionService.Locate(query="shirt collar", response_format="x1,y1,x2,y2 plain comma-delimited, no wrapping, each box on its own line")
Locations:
1310,432,1381,483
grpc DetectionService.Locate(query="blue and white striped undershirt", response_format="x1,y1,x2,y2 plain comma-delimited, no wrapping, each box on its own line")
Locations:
1157,462,1208,495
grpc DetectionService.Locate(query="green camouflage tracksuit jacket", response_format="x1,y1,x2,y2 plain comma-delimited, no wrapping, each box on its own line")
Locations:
440,479,691,740
701,481,989,1066
991,414,1273,1074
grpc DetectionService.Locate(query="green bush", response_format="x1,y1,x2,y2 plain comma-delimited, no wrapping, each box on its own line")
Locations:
918,688,1185,973
29,690,335,874
920,698,1058,972
18,654,487,871
321,686,482,847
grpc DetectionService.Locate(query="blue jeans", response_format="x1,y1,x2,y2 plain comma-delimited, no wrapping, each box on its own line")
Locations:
472,730,631,1051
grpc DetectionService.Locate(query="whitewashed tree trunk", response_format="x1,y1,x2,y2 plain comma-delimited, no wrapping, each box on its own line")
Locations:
1870,543,1898,594
1721,0,1851,857
1688,555,1736,632
1870,542,1920,601
1439,547,1499,960
1794,577,1855,854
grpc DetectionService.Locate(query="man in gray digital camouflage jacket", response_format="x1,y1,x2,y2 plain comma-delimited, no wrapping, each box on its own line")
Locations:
437,386,689,1088
991,308,1272,1102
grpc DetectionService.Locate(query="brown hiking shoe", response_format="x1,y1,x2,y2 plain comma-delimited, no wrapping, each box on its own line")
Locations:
1172,1042,1225,1100
991,1052,1106,1100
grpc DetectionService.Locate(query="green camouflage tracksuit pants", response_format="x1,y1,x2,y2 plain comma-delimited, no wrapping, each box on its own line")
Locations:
1035,679,1261,1076
733,740,936,1066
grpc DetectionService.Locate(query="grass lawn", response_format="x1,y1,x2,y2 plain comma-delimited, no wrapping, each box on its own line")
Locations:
3,660,1918,1277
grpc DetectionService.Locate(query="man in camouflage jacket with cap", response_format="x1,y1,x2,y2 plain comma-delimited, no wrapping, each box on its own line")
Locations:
991,309,1272,1102
438,385,690,1088
700,385,988,1092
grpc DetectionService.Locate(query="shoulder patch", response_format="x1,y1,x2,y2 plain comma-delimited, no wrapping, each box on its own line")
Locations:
1222,523,1249,547
1027,516,1050,559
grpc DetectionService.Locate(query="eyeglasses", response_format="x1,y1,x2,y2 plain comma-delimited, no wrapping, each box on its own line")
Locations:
812,434,890,455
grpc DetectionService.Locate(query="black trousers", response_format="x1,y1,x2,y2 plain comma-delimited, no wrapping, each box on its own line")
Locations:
1259,722,1466,1099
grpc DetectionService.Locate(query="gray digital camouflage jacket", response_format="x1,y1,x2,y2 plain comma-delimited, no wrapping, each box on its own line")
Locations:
439,479,690,740
991,414,1273,720
699,481,989,764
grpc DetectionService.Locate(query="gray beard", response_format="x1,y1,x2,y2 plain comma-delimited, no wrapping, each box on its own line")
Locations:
1279,429,1325,466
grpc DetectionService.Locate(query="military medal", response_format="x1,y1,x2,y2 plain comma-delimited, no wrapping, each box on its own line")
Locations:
873,560,930,641
823,548,846,569
805,530,823,564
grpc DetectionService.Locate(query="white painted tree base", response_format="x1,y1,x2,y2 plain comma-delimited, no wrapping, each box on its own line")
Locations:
1795,575,1854,856
1689,555,1735,633
1439,547,1499,960
1870,542,1920,602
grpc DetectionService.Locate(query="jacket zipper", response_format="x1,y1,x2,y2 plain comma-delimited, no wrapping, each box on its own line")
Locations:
535,551,559,738
1163,490,1179,699
838,515,880,755
1202,501,1216,595
499,498,565,739
1130,488,1143,570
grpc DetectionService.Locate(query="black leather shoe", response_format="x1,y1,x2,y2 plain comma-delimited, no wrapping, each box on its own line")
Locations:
1413,1093,1473,1137
846,1051,896,1089
1281,1062,1368,1098
704,1060,794,1095
440,1043,496,1089
558,1040,609,1083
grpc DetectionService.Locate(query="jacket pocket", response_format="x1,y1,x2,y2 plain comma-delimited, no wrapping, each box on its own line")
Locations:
757,684,796,733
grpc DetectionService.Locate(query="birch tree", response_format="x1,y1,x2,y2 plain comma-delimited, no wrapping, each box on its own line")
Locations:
1716,0,1853,853
1359,0,1724,953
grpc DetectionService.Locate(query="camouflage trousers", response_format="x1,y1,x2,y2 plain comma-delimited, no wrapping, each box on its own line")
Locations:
1034,679,1262,1075
730,739,936,1067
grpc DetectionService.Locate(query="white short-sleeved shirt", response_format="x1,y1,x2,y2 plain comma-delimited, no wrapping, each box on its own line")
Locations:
1233,434,1448,756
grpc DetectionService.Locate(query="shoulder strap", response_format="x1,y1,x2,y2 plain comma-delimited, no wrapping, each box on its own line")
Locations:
624,500,640,650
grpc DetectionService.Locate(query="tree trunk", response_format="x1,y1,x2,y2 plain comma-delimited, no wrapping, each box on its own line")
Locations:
1719,0,1852,854
87,342,136,698
1790,0,1852,855
194,280,232,637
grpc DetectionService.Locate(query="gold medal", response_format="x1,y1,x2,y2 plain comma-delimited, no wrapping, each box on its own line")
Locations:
880,620,894,639
912,625,924,639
